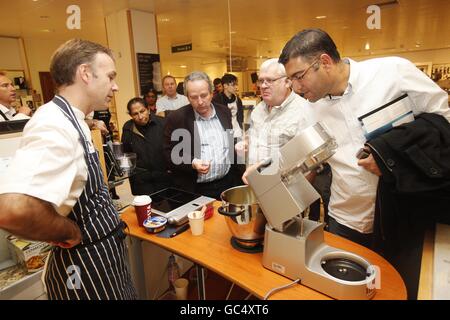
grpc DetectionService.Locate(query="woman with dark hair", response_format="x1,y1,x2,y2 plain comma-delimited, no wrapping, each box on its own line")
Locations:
142,88,158,114
121,97,172,195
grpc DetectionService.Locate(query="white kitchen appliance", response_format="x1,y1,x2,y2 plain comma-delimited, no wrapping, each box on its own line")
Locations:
246,122,377,300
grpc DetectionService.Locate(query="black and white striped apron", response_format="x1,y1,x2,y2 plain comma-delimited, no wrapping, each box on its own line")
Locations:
44,96,137,300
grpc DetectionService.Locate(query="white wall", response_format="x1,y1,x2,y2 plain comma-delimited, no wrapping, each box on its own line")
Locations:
22,37,66,99
0,37,23,70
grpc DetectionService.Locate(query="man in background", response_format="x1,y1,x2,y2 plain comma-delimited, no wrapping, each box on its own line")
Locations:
212,73,244,140
156,75,189,114
213,77,223,97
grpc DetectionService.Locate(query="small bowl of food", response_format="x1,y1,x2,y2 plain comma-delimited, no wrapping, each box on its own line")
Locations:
143,216,167,234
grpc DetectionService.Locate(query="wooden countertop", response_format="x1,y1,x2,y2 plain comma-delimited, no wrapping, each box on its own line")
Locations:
121,203,407,300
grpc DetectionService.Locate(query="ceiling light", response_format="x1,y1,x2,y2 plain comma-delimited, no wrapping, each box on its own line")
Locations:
415,44,421,48
41,29,51,33
315,16,327,19
365,42,370,50
180,65,187,68
160,18,170,22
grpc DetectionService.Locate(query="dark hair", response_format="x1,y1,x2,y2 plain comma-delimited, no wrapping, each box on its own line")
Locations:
213,78,222,86
126,97,147,113
143,87,158,98
221,73,237,85
50,38,114,88
279,29,341,65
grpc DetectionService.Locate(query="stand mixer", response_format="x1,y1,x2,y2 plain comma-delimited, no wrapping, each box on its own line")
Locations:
246,122,377,300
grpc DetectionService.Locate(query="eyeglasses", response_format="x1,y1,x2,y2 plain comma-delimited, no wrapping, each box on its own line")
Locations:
256,75,286,87
288,59,320,82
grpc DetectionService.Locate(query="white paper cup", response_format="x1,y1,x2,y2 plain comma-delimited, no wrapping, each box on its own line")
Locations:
188,210,205,236
174,278,189,300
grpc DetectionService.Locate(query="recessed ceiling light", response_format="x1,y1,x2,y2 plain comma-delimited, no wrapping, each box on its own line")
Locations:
365,42,370,50
160,18,170,22
415,44,421,48
316,16,327,19
180,65,187,68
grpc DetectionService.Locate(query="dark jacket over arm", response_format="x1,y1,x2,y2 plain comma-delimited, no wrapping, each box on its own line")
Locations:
367,112,450,299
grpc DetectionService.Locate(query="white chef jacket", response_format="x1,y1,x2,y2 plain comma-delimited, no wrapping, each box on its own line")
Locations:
300,57,450,233
0,101,92,216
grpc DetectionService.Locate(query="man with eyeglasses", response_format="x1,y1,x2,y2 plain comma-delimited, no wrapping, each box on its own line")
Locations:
0,71,31,121
279,28,450,299
241,58,310,183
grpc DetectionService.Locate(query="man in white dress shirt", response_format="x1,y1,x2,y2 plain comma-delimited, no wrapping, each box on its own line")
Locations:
156,75,189,114
0,71,31,121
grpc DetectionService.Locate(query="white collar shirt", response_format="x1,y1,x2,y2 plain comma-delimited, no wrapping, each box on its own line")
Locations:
156,93,189,113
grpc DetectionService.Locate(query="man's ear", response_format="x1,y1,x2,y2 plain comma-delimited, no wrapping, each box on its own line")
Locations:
78,64,91,84
285,78,292,88
320,54,333,72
